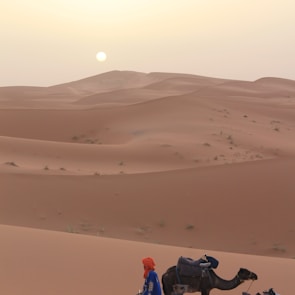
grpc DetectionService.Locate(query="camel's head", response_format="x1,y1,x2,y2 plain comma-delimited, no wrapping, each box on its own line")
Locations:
238,268,258,281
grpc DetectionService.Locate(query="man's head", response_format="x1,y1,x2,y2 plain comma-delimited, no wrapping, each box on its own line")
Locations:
142,257,155,269
142,257,156,278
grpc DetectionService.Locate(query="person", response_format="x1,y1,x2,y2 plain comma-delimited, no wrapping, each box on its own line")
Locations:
139,257,162,295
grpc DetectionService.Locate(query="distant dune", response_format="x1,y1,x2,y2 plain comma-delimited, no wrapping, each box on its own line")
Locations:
1,70,295,294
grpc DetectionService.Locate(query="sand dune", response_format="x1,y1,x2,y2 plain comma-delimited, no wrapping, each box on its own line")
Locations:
1,157,295,258
48,71,224,96
1,70,295,294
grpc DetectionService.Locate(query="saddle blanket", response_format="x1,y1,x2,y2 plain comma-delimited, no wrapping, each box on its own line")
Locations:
176,256,218,277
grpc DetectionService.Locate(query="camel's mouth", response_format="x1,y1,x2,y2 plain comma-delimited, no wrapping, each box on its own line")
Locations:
250,273,258,280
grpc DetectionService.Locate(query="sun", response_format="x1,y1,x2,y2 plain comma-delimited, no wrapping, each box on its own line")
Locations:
96,51,107,62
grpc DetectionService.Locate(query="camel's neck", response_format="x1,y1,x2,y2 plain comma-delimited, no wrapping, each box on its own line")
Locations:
211,271,242,290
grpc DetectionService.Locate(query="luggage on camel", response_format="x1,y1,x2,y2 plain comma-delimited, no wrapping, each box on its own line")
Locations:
176,254,219,277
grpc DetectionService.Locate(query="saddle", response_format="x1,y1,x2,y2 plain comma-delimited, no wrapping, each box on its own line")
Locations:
176,255,219,277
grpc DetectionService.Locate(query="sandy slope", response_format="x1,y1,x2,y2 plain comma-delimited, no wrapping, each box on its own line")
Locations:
1,157,295,258
0,70,295,294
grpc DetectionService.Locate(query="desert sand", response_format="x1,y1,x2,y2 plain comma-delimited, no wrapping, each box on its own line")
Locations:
1,70,295,294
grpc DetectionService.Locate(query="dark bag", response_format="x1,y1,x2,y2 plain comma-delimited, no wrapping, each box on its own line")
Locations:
176,256,203,277
176,255,219,277
206,255,219,269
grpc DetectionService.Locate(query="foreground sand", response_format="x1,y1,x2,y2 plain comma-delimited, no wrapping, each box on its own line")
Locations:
1,71,295,294
1,224,294,295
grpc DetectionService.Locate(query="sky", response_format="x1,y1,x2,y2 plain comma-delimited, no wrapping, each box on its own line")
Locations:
1,0,295,86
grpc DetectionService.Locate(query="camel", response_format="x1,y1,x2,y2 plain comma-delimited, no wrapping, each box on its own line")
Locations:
161,265,258,295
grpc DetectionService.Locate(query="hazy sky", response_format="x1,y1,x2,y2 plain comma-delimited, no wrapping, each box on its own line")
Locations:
1,0,295,86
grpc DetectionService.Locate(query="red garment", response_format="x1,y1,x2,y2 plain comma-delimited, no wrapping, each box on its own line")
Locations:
142,257,156,278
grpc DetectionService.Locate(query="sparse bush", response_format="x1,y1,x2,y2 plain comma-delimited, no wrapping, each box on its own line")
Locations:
186,224,195,230
85,138,96,144
97,226,105,235
157,220,166,227
136,225,151,235
272,243,286,252
5,161,18,167
66,225,78,234
227,135,234,145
